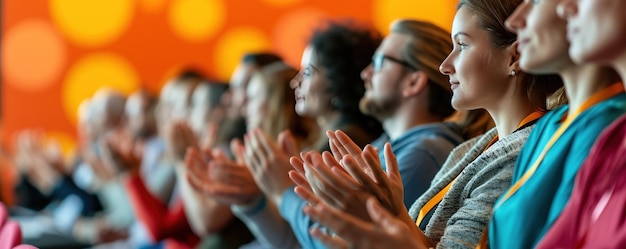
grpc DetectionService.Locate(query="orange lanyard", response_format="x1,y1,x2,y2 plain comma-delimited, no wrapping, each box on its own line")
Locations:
415,110,545,227
494,82,624,211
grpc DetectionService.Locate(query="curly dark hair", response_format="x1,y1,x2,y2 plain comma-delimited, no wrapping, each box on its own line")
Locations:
309,21,384,134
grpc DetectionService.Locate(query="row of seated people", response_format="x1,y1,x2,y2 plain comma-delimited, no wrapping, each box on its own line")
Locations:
6,0,626,248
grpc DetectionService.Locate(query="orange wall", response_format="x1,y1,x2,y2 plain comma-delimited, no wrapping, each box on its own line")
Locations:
1,0,457,155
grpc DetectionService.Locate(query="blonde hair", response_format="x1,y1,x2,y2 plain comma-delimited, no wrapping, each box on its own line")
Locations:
251,62,319,145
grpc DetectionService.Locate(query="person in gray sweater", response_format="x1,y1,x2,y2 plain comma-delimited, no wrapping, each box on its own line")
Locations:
292,0,564,248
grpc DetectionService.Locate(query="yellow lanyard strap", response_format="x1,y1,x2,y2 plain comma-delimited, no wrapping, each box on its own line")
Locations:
494,82,624,210
415,110,545,227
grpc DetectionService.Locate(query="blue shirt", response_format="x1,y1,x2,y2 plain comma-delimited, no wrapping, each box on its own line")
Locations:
489,93,626,249
280,122,465,249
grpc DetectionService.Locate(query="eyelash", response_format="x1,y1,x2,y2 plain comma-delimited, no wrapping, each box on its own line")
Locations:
303,68,312,77
456,42,468,51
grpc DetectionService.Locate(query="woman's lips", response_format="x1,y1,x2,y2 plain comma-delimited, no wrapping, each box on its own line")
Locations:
450,81,459,90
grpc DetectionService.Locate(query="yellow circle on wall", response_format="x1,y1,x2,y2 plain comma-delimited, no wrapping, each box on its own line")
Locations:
169,0,225,42
2,19,67,92
373,0,456,34
214,27,271,81
272,7,328,68
49,0,134,47
62,53,140,124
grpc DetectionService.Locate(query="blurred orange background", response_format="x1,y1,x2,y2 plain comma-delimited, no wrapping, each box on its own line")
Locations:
1,0,457,155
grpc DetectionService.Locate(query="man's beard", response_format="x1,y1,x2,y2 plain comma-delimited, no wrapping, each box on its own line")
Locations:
359,93,401,121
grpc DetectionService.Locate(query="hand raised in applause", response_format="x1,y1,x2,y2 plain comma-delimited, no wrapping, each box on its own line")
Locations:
185,139,261,205
244,129,299,207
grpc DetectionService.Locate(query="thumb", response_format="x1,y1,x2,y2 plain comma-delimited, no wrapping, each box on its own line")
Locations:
230,138,246,164
278,130,299,157
202,122,218,150
366,197,395,227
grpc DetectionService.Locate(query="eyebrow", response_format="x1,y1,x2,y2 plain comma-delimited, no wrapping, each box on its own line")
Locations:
453,32,471,40
307,64,320,72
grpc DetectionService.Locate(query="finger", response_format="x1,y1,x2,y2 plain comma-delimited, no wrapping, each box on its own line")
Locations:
251,129,274,159
290,156,306,175
294,185,321,205
211,148,230,162
243,135,261,173
231,139,246,164
322,151,363,189
202,122,218,150
383,143,401,181
305,164,347,208
307,151,324,168
362,145,387,186
321,151,341,168
184,148,210,183
327,131,347,162
329,166,361,190
334,130,365,162
309,157,352,197
290,170,312,192
278,130,299,157
310,227,350,249
341,155,378,192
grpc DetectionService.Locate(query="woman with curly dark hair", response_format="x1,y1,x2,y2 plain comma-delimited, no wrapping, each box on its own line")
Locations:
291,22,384,151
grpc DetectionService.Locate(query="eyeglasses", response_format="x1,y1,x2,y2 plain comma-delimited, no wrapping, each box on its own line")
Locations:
372,53,417,72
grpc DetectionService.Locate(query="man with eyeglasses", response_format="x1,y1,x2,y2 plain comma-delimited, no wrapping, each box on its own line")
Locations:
359,19,466,208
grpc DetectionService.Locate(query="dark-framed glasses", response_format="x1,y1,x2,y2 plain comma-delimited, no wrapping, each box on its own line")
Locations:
372,53,417,72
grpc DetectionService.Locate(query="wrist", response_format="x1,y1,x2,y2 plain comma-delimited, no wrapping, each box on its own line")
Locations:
232,195,266,215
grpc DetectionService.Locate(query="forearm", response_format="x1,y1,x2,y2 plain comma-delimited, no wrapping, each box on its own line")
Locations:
279,188,331,249
233,195,301,249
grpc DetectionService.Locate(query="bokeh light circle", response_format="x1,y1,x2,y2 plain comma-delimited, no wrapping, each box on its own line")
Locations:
50,0,134,47
62,53,140,123
214,27,271,80
2,19,67,92
169,0,226,42
272,8,328,68
373,0,456,34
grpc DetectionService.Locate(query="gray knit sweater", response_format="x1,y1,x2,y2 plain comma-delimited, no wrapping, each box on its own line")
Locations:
408,125,534,249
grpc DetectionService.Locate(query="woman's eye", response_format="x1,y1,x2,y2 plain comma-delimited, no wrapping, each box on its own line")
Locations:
457,42,468,51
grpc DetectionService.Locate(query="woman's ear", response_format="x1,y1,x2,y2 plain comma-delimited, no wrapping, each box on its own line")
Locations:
403,71,428,97
508,41,521,74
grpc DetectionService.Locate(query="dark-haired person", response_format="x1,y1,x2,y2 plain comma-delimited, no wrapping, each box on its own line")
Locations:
207,22,383,249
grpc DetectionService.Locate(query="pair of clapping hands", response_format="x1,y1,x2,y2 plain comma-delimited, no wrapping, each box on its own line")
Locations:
184,127,299,208
292,130,430,249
